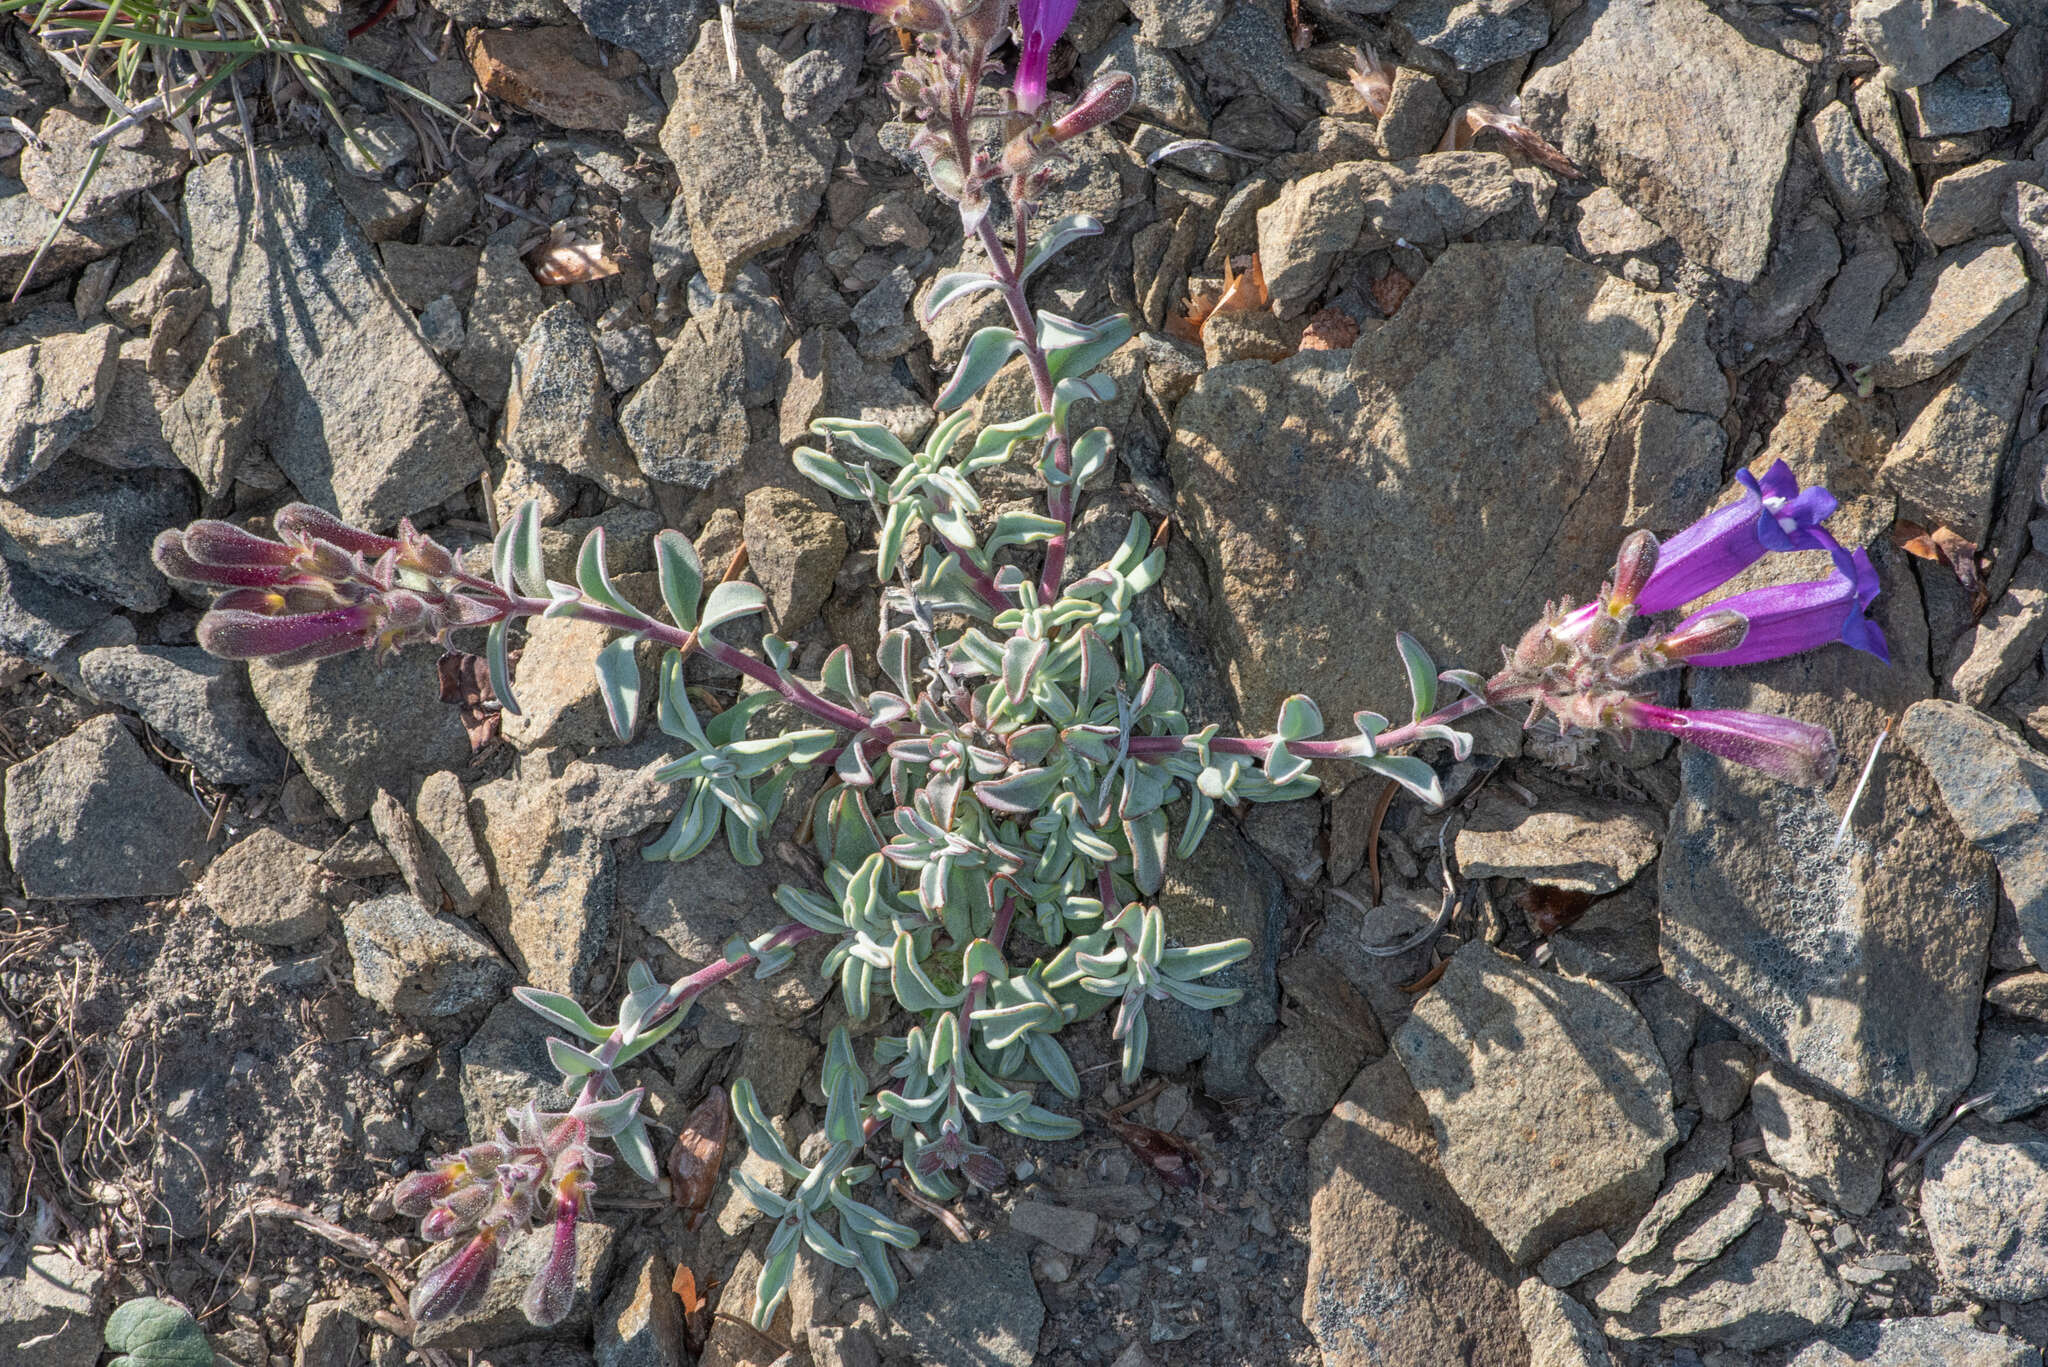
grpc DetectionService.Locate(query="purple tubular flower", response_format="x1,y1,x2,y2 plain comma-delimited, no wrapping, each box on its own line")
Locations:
522,1198,583,1327
1620,700,1838,788
195,605,377,661
1014,0,1081,112
1635,461,1839,614
1670,545,1888,668
411,1225,503,1323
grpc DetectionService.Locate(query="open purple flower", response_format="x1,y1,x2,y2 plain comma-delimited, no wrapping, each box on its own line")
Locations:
1619,700,1838,788
1014,0,1081,112
1667,545,1887,668
1635,461,1838,614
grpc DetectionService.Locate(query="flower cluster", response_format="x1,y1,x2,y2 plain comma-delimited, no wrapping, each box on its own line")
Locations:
151,507,498,666
1491,461,1887,786
393,1104,605,1325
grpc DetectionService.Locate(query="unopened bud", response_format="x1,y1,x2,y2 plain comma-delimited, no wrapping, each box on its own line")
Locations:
410,1226,502,1323
274,504,402,559
1652,608,1749,662
1606,530,1659,613
1049,71,1135,141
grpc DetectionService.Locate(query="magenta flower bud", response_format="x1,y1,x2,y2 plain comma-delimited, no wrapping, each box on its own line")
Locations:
274,504,402,559
419,1179,495,1241
1014,0,1082,113
181,520,302,567
1651,607,1749,662
411,1226,502,1323
1048,71,1135,140
1619,700,1838,788
392,1168,459,1218
196,605,377,661
1668,546,1888,668
1636,461,1838,614
522,1198,582,1327
1606,530,1659,613
153,532,303,590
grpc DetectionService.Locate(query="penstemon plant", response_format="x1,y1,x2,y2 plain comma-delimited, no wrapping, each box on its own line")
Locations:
148,0,1893,1337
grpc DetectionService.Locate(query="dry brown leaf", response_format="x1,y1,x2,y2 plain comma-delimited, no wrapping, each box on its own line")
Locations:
438,649,514,753
1348,44,1394,119
667,1087,729,1229
1895,520,1986,616
529,231,621,286
1109,1118,1204,1191
670,1265,712,1356
1171,254,1269,343
1522,886,1597,938
1439,102,1583,179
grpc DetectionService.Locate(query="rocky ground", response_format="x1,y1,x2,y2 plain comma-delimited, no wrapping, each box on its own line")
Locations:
4,0,2048,1363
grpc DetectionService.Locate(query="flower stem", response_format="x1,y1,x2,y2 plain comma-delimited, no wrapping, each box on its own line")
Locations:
1121,693,1498,762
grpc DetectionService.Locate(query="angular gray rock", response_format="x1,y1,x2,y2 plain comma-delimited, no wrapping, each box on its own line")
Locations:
1392,0,1548,72
1749,1065,1890,1214
454,241,545,408
1949,553,2048,708
1454,793,1660,895
4,713,211,900
1856,237,2031,389
1256,153,1527,314
197,826,330,946
184,146,482,528
1810,101,1889,220
1878,281,2042,544
248,644,473,822
1901,54,2012,137
20,107,184,218
1392,942,1676,1265
1614,1118,1730,1263
1970,1022,2048,1122
1169,243,1724,746
596,1249,684,1367
343,891,512,1018
460,998,578,1140
0,459,190,611
661,23,835,292
0,181,136,297
0,557,109,660
1304,1056,1530,1366
1923,158,2041,248
505,303,647,506
1900,700,2048,968
885,1233,1043,1367
741,485,846,633
164,326,278,497
0,322,119,492
1517,1280,1610,1367
1850,0,2008,91
1789,1314,2041,1367
620,303,754,490
1521,0,1806,282
1922,1126,2048,1302
414,770,492,916
1600,1207,1851,1350
1660,489,1995,1133
78,643,282,785
469,768,616,996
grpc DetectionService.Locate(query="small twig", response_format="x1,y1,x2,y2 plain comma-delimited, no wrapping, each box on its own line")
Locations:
1106,1077,1166,1120
718,0,739,80
1365,779,1396,906
1831,717,1892,853
891,1178,973,1242
1888,1091,1996,1181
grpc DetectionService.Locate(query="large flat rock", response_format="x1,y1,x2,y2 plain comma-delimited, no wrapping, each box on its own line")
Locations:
1168,243,1724,744
183,146,482,528
1522,0,1806,282
1392,942,1676,1266
1305,1055,1529,1365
